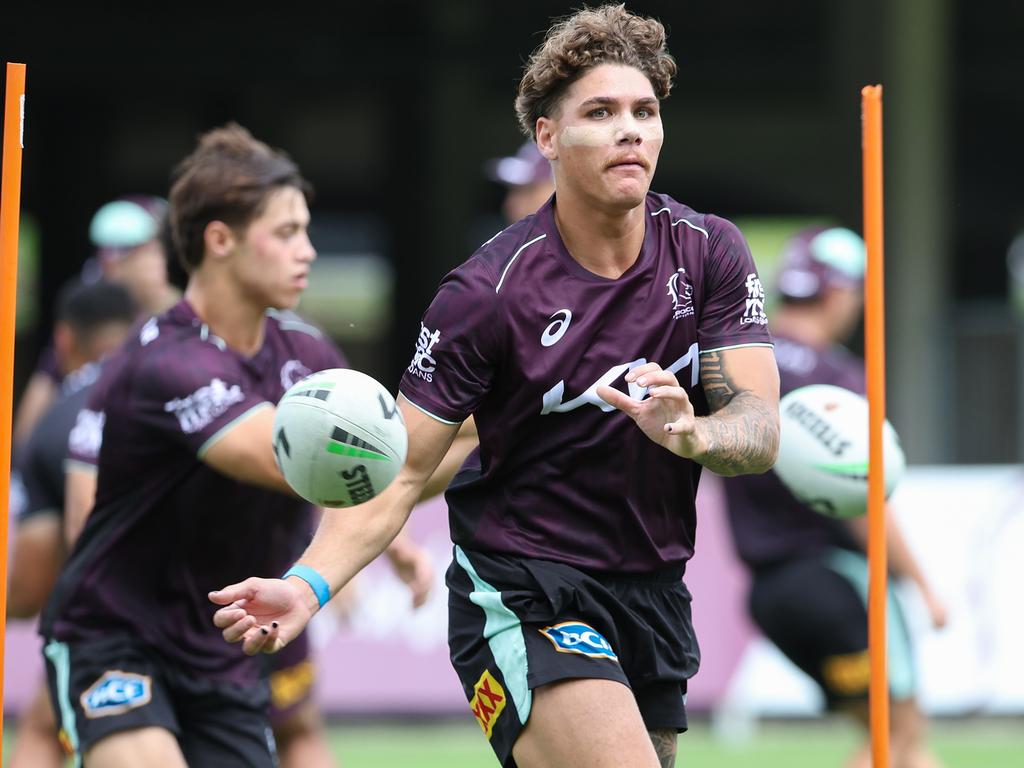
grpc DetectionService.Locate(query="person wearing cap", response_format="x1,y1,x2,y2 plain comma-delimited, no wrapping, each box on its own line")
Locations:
12,196,181,446
485,140,555,225
721,226,948,768
88,195,181,316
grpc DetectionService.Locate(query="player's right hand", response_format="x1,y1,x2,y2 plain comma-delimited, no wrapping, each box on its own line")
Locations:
209,577,318,655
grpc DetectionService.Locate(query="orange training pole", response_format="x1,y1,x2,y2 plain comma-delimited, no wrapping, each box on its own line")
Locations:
1,61,28,760
862,84,889,768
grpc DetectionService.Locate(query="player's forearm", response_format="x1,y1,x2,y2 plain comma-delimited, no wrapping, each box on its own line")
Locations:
885,513,930,585
848,509,932,590
418,432,477,501
693,391,779,476
293,469,425,605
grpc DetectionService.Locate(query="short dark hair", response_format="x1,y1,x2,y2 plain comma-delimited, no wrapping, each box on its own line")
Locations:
515,4,677,138
169,123,312,273
55,279,136,339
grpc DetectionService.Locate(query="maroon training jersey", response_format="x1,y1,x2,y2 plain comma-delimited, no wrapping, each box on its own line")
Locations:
400,192,772,573
43,300,344,685
723,331,863,568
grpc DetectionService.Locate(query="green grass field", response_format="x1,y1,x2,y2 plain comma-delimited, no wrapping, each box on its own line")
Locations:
5,717,1023,766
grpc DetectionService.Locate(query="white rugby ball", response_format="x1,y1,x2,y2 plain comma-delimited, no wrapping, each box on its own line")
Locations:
774,384,905,519
272,368,407,508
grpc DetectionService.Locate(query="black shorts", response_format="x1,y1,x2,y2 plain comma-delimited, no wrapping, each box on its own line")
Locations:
447,547,699,767
42,634,278,767
267,630,315,727
749,548,916,708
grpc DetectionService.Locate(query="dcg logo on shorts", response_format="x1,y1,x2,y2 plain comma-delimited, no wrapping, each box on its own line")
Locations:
539,621,618,661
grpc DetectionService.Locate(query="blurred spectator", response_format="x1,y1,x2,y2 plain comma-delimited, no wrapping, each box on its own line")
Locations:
12,195,180,445
721,226,948,768
85,195,181,315
485,140,554,225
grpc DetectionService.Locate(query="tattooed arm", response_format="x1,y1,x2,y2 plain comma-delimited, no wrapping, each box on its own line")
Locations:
649,728,678,768
597,346,779,476
694,346,780,475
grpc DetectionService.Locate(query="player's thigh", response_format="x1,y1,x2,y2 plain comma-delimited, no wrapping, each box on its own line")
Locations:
750,557,868,687
511,678,664,768
83,727,187,768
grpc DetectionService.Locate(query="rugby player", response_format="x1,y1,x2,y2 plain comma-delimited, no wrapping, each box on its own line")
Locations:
42,124,432,768
212,7,780,767
721,226,948,768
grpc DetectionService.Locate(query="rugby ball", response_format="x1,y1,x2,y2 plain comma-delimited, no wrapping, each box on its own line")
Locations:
774,384,905,519
272,368,407,508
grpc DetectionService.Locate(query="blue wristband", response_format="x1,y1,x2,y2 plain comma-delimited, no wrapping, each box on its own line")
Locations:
282,564,331,609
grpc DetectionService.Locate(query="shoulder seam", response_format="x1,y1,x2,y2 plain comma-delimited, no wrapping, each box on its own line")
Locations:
495,234,547,293
266,309,324,339
650,207,709,239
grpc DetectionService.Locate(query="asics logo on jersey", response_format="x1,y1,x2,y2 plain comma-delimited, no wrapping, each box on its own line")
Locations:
81,672,152,718
666,268,694,319
164,378,245,434
541,309,572,347
540,343,700,415
742,273,768,325
540,622,619,661
408,323,441,382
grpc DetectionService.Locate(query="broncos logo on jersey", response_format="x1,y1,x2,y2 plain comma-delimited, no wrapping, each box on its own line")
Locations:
666,268,694,319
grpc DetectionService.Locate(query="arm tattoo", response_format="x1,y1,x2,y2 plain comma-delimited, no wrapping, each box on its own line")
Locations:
699,350,737,411
696,351,779,476
649,728,677,767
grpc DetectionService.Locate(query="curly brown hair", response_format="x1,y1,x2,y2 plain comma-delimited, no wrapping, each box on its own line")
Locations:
169,123,312,273
515,4,677,138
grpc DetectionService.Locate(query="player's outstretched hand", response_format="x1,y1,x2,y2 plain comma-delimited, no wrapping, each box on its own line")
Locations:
209,577,317,656
922,587,949,630
598,363,706,459
386,538,435,609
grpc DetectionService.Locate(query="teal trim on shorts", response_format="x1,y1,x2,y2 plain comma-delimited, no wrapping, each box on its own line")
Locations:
454,546,532,726
197,402,273,458
824,548,917,700
44,639,82,768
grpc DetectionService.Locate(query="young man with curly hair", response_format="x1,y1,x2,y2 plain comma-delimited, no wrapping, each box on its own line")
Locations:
212,6,780,767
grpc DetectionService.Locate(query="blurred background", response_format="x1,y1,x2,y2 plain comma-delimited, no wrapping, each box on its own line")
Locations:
2,0,1022,765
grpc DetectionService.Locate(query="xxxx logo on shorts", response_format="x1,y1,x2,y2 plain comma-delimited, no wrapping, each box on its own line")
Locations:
469,669,506,739
539,621,619,661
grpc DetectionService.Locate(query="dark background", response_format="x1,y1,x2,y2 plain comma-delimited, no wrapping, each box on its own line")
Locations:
2,0,1022,462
